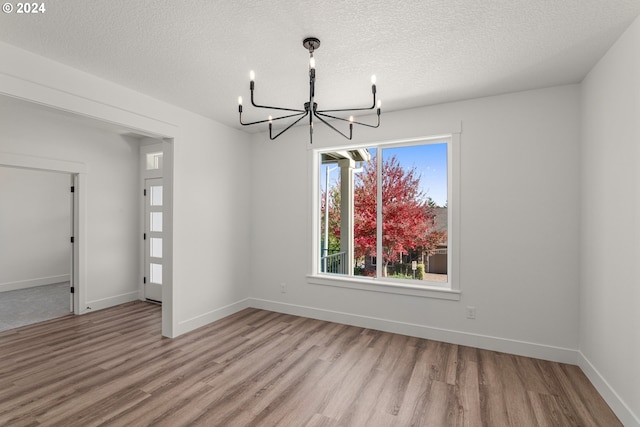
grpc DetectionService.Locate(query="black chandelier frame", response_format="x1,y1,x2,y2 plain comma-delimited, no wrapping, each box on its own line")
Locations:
238,37,381,143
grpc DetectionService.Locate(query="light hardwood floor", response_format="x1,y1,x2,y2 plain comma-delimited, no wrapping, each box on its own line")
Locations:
0,301,620,426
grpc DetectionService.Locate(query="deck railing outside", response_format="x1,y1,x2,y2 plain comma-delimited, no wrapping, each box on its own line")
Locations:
321,251,347,274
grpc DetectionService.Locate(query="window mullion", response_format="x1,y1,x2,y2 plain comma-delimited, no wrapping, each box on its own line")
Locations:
376,147,383,279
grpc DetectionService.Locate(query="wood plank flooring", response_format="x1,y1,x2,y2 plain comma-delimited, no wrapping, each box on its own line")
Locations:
0,301,620,426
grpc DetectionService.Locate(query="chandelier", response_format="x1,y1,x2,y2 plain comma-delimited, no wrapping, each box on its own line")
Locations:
238,37,381,143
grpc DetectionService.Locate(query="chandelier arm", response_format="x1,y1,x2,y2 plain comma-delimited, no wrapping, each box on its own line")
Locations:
240,111,306,126
312,111,353,140
316,91,377,114
250,89,305,113
269,111,310,140
315,112,381,129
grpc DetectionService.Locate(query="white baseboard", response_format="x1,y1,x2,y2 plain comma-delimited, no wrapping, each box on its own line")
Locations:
85,291,139,312
248,298,578,365
578,351,640,427
175,298,251,336
0,275,71,293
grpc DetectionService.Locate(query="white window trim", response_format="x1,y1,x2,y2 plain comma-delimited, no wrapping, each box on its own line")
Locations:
308,134,461,300
307,274,461,300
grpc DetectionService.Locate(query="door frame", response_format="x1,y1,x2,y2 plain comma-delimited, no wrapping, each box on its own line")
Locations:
0,152,86,314
139,142,165,303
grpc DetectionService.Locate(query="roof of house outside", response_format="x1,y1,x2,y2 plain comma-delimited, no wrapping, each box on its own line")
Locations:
321,149,371,164
433,206,448,234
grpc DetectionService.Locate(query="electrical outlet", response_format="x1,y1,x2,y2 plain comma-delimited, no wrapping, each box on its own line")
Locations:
280,283,287,293
466,306,476,320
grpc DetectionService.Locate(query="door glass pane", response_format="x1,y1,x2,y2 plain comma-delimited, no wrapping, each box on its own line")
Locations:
150,237,163,258
150,185,163,206
150,263,163,284
150,212,163,232
146,152,163,170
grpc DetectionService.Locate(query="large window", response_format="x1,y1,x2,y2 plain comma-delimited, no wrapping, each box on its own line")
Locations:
313,135,459,296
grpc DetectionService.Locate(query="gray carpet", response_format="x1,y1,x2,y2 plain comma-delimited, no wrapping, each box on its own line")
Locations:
0,283,72,332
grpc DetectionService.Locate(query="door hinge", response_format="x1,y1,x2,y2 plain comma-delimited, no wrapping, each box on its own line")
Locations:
143,233,146,240
143,277,147,284
70,286,75,294
143,189,147,196
70,236,74,243
70,186,75,193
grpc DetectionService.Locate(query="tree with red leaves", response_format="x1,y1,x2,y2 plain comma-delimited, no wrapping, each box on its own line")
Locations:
326,154,445,277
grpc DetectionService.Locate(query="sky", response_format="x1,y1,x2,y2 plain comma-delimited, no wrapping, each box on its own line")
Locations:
379,143,448,207
321,141,448,207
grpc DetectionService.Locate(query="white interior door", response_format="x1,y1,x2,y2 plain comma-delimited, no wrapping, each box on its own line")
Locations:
144,178,163,302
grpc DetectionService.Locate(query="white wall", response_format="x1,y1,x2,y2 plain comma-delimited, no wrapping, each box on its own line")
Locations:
0,96,140,306
0,167,70,291
170,112,253,334
580,15,640,426
250,84,582,362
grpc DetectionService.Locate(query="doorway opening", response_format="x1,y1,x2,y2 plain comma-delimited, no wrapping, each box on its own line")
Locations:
0,166,76,331
0,96,175,338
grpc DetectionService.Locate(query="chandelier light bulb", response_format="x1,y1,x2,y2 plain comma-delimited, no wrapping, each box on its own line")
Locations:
349,116,354,123
250,70,255,81
377,100,382,108
238,96,243,105
371,75,377,85
268,115,273,124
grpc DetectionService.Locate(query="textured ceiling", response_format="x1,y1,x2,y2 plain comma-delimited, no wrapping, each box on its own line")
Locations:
1,0,639,131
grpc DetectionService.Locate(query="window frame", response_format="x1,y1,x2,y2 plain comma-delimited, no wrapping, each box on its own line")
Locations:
308,134,461,300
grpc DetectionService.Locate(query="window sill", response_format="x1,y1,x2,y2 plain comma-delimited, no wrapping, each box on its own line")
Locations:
307,274,461,301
